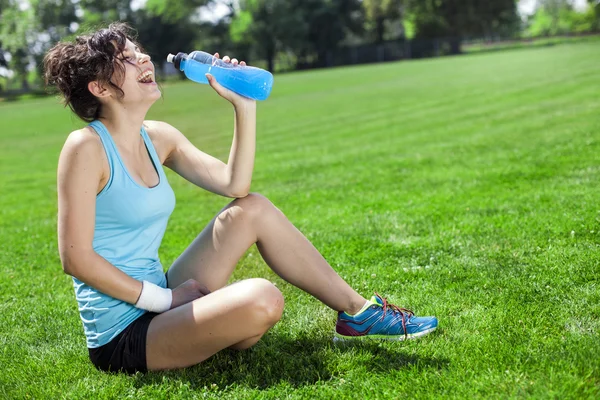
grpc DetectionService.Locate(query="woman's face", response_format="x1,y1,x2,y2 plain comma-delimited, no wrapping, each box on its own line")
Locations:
111,39,161,105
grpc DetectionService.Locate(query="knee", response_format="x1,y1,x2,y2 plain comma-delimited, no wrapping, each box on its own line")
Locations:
232,193,278,221
241,278,284,328
217,193,277,229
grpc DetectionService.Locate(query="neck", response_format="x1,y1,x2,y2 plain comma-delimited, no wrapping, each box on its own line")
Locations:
97,102,149,145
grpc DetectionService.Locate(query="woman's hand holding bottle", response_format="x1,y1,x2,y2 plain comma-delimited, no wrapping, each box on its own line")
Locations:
167,50,273,101
205,53,256,110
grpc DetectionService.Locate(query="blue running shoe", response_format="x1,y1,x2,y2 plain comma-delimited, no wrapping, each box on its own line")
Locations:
334,293,438,341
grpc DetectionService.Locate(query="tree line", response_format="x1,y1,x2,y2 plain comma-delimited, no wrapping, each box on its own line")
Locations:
0,0,599,91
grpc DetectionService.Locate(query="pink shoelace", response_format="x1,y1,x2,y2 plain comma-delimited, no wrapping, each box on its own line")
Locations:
375,292,414,339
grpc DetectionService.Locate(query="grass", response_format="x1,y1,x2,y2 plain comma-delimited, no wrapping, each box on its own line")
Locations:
1,41,599,399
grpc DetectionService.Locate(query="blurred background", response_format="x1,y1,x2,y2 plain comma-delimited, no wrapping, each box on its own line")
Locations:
0,0,598,98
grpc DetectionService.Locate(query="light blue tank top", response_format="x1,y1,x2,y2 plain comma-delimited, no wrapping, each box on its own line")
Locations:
73,120,176,348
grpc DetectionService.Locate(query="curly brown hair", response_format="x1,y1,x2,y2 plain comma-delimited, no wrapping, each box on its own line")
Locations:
44,22,144,122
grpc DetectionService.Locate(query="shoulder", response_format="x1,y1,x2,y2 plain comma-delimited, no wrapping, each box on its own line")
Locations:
57,126,107,188
143,120,181,140
143,120,185,162
60,127,104,163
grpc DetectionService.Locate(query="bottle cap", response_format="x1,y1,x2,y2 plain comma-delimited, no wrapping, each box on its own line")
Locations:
166,53,175,63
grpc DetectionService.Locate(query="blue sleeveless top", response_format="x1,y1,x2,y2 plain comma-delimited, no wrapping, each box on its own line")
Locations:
73,120,176,348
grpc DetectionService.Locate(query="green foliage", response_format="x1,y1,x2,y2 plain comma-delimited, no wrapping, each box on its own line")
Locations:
362,0,405,43
0,3,34,52
295,0,363,66
527,7,554,36
563,7,595,33
145,0,210,23
526,1,598,37
0,2,37,89
407,0,519,40
33,0,77,31
1,0,598,91
1,42,600,398
132,10,201,73
70,0,215,74
229,0,359,71
229,9,253,44
79,0,134,22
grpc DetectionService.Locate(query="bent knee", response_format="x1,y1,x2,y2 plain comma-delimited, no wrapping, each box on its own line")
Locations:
232,193,277,219
218,193,276,228
238,278,284,326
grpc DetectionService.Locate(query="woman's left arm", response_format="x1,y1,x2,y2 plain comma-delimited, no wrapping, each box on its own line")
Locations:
152,54,257,198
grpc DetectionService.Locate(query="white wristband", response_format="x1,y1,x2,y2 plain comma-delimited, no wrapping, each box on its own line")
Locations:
135,281,172,313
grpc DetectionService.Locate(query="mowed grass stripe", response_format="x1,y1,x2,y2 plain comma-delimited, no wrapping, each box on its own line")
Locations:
255,77,598,159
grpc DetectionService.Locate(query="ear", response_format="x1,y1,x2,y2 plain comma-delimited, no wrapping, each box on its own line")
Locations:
88,81,111,98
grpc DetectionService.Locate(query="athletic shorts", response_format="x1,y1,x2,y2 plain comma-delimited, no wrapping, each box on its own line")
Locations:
88,311,157,374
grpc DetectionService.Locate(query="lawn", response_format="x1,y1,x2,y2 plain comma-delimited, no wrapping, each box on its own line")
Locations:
1,41,599,399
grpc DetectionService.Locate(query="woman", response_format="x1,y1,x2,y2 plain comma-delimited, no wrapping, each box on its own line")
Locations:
45,23,438,374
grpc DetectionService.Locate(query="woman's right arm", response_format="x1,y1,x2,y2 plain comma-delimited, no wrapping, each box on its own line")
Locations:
57,129,143,305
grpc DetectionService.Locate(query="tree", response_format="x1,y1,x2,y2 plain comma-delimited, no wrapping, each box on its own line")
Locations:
0,0,79,90
228,0,363,71
407,0,519,54
79,0,135,24
590,0,600,30
296,0,363,68
132,9,201,75
76,0,212,74
0,2,36,90
534,0,573,34
31,0,78,83
527,0,599,36
0,0,11,90
145,0,210,23
230,0,306,72
362,0,405,43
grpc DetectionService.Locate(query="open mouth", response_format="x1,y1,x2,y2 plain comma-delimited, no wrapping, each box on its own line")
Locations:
137,70,154,84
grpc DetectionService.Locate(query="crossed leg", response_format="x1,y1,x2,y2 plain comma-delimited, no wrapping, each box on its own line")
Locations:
146,193,366,371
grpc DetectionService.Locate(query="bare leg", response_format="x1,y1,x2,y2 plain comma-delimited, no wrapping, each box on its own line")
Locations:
166,193,366,314
146,278,283,370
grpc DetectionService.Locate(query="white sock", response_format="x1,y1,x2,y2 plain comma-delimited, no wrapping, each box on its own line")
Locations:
348,299,373,316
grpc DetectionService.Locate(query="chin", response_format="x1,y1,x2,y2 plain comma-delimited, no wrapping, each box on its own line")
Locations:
144,88,162,103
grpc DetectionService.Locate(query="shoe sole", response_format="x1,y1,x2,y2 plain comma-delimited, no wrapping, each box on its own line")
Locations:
333,326,437,343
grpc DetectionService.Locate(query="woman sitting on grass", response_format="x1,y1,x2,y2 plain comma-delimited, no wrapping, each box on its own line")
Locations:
45,23,438,374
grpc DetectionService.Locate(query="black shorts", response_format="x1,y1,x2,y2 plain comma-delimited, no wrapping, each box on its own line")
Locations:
88,311,157,374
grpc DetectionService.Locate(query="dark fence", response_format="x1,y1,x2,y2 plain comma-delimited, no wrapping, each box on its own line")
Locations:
292,37,462,71
277,33,599,72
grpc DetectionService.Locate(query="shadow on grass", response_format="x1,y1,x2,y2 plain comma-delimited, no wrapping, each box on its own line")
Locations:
132,333,448,390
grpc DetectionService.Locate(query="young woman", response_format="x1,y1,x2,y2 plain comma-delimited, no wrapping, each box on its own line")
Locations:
45,23,438,374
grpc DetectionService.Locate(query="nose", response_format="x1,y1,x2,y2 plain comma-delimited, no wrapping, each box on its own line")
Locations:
138,53,151,64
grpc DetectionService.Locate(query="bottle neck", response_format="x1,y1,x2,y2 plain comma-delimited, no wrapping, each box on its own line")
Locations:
179,57,188,72
172,52,188,71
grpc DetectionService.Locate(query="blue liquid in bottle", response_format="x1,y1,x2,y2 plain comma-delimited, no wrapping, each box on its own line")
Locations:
167,51,274,101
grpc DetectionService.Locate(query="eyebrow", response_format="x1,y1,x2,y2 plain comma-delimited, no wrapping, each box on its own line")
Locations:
123,45,140,55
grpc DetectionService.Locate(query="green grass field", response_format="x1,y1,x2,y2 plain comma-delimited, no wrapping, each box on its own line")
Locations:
1,42,599,399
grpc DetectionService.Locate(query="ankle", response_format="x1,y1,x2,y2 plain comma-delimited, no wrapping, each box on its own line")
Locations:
345,297,369,315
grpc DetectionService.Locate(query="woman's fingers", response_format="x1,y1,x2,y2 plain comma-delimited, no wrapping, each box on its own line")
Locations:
217,53,244,66
198,284,211,296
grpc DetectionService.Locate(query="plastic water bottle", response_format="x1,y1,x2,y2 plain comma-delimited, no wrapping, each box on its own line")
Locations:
166,51,274,101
